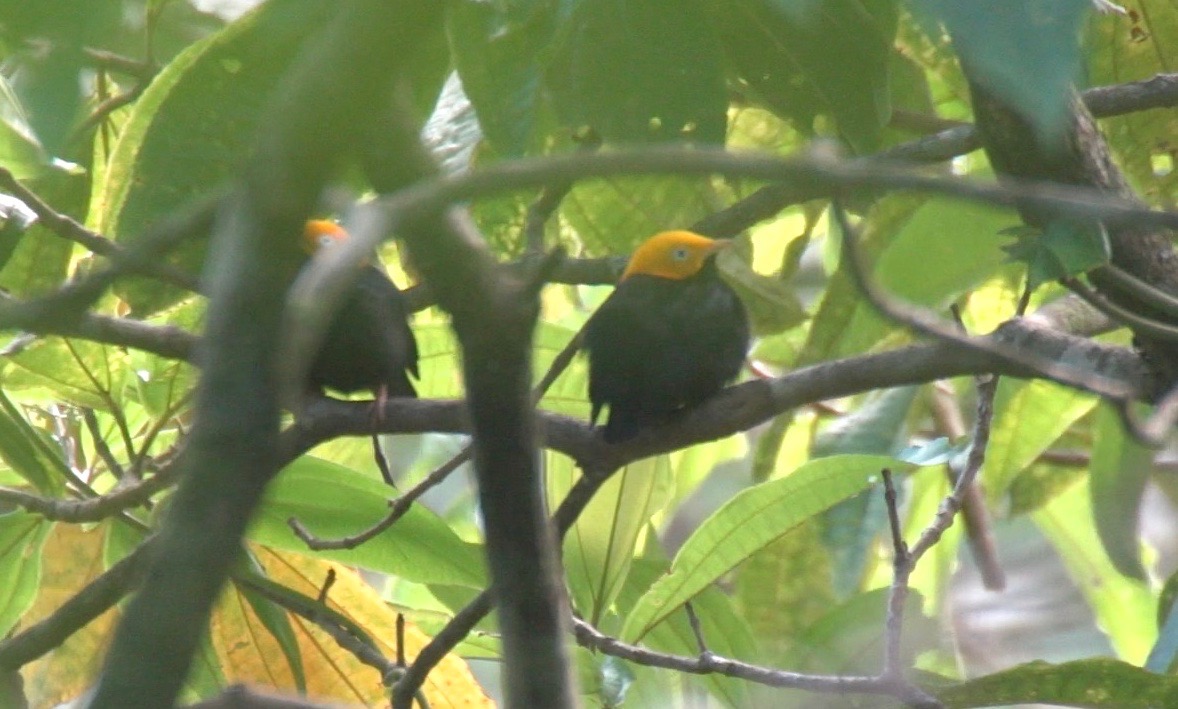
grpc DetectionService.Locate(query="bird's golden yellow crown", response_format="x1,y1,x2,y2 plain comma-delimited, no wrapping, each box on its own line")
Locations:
622,230,726,282
303,219,347,254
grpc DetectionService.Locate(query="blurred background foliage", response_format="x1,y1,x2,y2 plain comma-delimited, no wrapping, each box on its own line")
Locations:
0,0,1176,706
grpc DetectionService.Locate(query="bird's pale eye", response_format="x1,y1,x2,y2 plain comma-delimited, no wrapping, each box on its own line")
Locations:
318,235,336,249
672,247,689,261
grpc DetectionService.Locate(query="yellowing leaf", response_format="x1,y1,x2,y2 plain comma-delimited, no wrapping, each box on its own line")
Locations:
215,547,492,708
20,523,114,708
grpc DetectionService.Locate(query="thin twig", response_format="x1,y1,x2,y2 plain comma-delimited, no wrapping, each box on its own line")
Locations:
880,469,911,680
909,374,1000,563
82,408,127,480
570,616,941,707
1062,276,1178,341
683,602,711,659
289,444,472,551
372,432,395,486
0,466,177,523
927,384,1005,590
829,200,1134,402
1095,263,1178,317
0,167,199,291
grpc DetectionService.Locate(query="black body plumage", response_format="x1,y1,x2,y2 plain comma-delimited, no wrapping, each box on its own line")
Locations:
308,264,419,398
585,257,748,442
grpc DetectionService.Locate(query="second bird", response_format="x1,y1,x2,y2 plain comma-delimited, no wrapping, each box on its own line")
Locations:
302,220,419,401
585,230,750,443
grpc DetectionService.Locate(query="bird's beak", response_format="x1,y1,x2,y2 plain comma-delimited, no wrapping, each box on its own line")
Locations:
708,239,735,255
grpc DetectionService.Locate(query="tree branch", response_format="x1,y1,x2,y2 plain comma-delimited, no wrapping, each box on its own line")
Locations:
88,3,442,706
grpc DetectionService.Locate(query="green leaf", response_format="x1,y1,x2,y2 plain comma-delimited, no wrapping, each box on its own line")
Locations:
828,197,1012,360
1003,220,1111,290
0,513,51,638
813,386,919,596
712,0,899,153
1087,1,1178,204
915,0,1088,141
778,587,936,674
933,658,1178,708
0,393,64,494
735,521,834,661
550,451,674,624
0,169,85,297
986,379,1097,503
563,175,718,256
447,0,555,156
619,558,757,708
548,0,727,145
1089,405,1150,581
90,0,339,315
0,74,50,179
3,336,125,409
622,454,904,643
248,456,487,588
1033,479,1155,663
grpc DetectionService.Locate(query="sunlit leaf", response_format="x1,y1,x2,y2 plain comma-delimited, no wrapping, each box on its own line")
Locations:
213,548,492,706
549,451,674,624
0,513,51,639
622,454,904,642
1087,0,1178,204
986,379,1097,503
248,456,486,588
90,0,340,314
1089,404,1150,580
933,658,1178,708
18,522,110,707
1033,480,1155,664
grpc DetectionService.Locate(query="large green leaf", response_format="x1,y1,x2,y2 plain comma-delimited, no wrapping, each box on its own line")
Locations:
248,456,486,588
89,0,339,315
0,391,66,493
986,379,1097,503
711,0,899,152
548,0,727,145
934,658,1178,708
735,521,835,662
563,175,718,256
813,386,919,597
447,0,555,156
915,0,1088,141
622,454,904,642
1033,480,1155,664
0,74,50,179
0,513,52,639
1089,405,1151,581
829,197,1012,360
549,451,674,624
1087,0,1178,204
617,558,757,708
2,336,126,409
